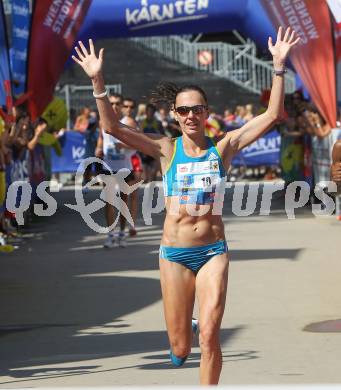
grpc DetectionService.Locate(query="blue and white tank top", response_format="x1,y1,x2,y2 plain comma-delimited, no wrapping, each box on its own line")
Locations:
162,136,226,204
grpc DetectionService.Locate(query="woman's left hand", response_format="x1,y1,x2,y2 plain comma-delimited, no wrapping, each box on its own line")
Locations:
268,26,300,68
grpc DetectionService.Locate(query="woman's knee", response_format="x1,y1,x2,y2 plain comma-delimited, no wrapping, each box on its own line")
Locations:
199,324,220,353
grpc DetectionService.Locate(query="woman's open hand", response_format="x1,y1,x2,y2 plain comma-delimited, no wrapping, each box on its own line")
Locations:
268,26,300,68
72,39,104,79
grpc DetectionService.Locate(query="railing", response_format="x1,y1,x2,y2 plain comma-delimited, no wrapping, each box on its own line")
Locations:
55,84,122,128
131,35,296,94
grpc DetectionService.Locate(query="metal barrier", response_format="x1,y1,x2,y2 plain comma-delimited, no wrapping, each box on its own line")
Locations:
131,35,296,94
55,83,122,128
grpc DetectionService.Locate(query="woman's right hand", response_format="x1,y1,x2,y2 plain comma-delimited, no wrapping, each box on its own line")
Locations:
72,39,104,79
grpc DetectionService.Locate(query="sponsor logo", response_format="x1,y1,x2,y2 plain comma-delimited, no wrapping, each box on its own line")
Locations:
210,161,219,171
208,152,217,160
182,175,193,187
243,135,281,157
125,0,210,31
72,146,85,160
179,165,189,173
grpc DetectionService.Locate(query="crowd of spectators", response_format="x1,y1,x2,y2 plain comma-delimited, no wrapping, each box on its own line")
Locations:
0,106,62,251
0,90,337,251
61,90,334,185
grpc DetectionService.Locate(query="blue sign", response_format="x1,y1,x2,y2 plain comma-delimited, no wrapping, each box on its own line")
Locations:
52,131,86,173
232,129,281,167
10,0,31,95
0,1,11,106
52,129,280,173
79,0,250,40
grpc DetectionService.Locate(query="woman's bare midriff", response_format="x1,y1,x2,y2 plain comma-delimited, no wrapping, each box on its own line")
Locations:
161,197,225,247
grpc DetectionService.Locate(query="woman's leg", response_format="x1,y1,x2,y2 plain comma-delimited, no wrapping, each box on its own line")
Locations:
195,253,229,384
159,258,196,361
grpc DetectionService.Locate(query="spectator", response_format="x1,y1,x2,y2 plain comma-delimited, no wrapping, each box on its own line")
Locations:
223,107,235,127
122,97,143,236
157,105,181,138
83,110,100,186
74,106,90,133
234,105,246,126
135,103,147,123
138,103,163,182
243,104,254,122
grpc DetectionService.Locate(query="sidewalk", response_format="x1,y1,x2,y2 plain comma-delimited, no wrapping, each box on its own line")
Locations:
0,187,340,386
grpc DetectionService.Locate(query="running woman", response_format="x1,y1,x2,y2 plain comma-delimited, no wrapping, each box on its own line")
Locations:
72,27,300,384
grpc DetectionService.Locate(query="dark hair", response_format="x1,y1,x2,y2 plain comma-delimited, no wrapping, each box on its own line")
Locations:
292,90,304,100
150,82,208,109
110,93,123,102
123,97,136,106
16,111,30,123
32,117,48,129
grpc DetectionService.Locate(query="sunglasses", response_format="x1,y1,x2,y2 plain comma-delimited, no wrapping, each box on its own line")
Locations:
123,104,135,109
174,105,207,116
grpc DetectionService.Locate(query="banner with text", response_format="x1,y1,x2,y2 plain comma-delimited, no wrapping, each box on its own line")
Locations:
10,0,31,96
262,0,337,128
0,1,11,107
27,0,92,119
79,0,247,40
52,131,86,173
232,129,281,167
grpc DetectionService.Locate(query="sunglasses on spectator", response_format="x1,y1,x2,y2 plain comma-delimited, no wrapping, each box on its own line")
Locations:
123,104,135,109
174,105,208,116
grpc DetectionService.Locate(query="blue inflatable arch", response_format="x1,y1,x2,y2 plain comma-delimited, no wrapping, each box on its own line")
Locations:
78,0,276,52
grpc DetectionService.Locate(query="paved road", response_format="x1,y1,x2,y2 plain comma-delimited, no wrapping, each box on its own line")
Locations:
1,185,341,387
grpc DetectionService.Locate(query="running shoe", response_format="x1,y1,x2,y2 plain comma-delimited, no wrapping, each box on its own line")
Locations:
118,231,127,248
103,234,116,249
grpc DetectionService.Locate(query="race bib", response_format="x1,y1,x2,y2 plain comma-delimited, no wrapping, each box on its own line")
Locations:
175,160,223,204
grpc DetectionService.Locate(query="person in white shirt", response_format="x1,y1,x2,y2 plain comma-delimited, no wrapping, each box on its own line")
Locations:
122,97,143,236
95,93,137,248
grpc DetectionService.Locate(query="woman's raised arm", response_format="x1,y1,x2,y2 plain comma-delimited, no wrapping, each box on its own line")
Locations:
219,27,300,157
72,39,172,159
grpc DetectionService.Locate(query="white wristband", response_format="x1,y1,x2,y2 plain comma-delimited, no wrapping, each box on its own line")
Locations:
93,89,108,99
273,69,287,76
